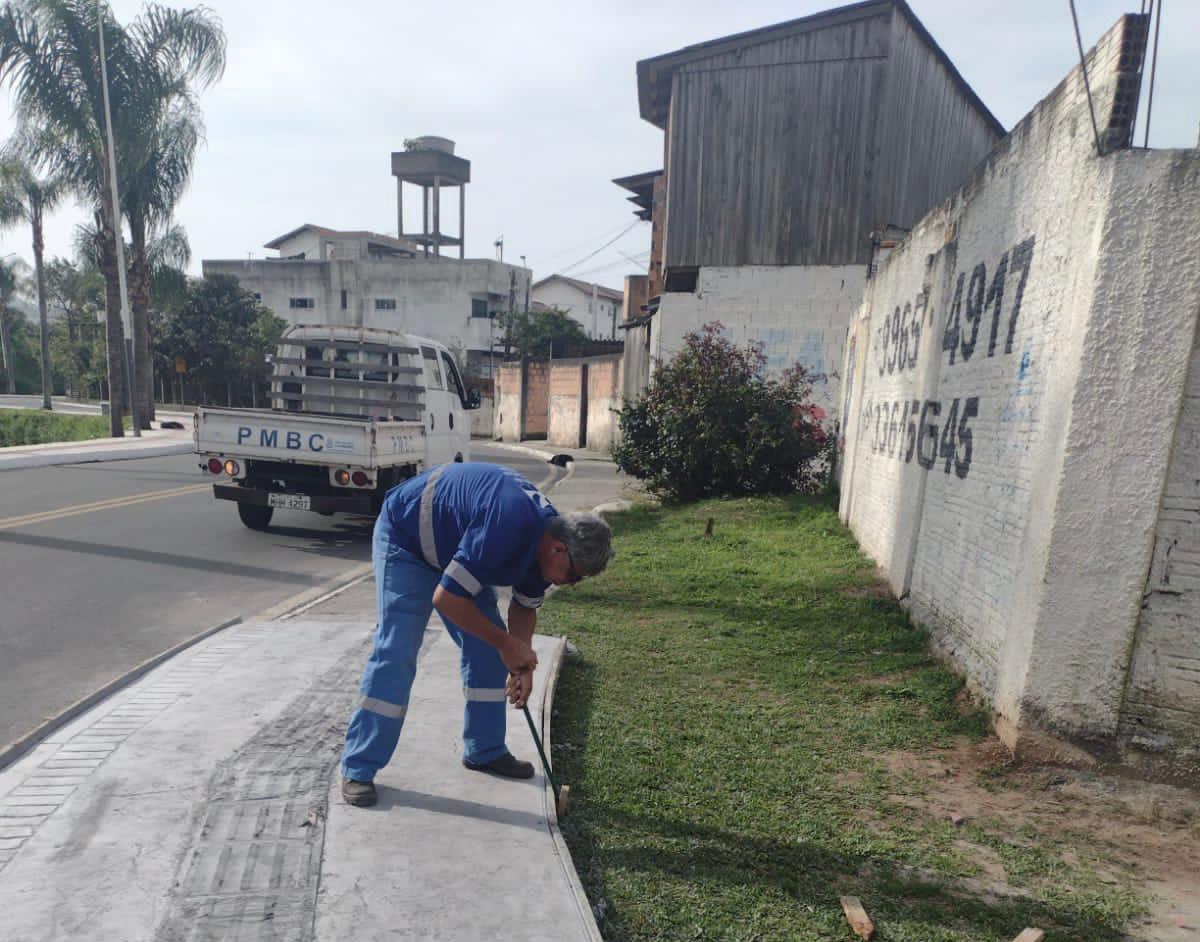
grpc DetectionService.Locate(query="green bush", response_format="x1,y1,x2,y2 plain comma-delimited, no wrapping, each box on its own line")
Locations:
613,323,830,502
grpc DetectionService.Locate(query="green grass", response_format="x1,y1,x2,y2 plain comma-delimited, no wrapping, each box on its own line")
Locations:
540,496,1147,941
0,407,118,447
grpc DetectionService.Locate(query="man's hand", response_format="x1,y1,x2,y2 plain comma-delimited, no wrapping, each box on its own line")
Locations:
499,634,538,675
506,670,534,708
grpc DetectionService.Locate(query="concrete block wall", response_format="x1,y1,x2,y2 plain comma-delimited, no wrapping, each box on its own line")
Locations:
1119,295,1200,764
585,356,623,453
522,362,550,439
838,14,1200,767
652,264,866,417
548,363,584,448
495,363,521,441
469,395,494,438
494,354,624,452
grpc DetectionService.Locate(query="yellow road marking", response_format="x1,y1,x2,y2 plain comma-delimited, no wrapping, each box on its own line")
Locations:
0,483,211,531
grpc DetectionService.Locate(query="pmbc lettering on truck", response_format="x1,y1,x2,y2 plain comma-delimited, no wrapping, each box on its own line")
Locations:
235,426,323,452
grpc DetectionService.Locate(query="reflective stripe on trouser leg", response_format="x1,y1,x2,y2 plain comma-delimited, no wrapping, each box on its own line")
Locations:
439,587,509,765
341,523,438,782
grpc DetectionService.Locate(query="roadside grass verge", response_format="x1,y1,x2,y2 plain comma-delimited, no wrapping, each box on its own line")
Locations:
0,408,117,447
541,495,1147,941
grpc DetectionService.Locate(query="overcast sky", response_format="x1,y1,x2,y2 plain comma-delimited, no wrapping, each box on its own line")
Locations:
0,0,1196,290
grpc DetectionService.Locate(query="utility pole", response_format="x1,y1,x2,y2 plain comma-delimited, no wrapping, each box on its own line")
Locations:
97,2,139,436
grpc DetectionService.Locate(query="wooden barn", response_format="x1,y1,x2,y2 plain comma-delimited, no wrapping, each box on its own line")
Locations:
617,0,1005,408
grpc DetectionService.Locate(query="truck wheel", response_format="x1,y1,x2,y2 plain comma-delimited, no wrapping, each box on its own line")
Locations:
237,503,274,530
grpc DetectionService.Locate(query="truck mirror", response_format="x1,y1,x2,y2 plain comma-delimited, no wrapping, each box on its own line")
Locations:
467,387,481,409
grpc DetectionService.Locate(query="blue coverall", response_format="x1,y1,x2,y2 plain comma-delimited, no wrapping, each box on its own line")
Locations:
341,462,556,782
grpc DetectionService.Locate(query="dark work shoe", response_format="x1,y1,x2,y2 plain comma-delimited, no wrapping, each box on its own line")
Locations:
341,777,377,807
462,752,535,779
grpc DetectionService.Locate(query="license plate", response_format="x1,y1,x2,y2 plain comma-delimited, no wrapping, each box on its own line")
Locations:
268,493,311,511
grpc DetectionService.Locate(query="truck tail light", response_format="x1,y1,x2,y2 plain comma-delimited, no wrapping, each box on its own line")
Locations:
352,471,369,487
207,458,222,474
224,459,241,477
334,469,351,486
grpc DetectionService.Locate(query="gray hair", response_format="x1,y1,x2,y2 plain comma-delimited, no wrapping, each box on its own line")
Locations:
547,512,614,577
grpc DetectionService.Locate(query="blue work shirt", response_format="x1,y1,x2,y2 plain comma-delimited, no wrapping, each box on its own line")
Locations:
382,462,556,609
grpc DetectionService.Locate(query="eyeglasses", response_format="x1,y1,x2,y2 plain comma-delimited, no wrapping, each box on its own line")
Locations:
565,547,583,585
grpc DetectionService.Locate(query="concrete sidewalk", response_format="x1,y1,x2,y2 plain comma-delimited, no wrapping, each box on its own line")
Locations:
0,409,195,471
0,615,600,941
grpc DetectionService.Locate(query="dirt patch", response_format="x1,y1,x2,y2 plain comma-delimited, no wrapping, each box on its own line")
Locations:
840,580,894,599
877,738,1200,941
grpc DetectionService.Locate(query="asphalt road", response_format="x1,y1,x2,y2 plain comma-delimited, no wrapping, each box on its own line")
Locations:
0,441,584,751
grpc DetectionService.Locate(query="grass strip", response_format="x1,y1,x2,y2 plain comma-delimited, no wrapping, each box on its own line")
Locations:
0,407,116,447
541,495,1146,941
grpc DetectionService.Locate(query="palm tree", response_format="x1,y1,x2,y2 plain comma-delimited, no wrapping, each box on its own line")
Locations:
0,0,225,434
0,254,31,394
124,109,203,425
0,155,65,408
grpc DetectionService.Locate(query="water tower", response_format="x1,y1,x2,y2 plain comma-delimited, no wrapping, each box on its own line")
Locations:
392,136,470,259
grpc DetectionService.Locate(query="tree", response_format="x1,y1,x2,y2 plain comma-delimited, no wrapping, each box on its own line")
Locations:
0,254,32,394
44,255,104,398
613,323,830,502
0,155,65,408
496,306,590,358
156,274,284,406
0,0,225,434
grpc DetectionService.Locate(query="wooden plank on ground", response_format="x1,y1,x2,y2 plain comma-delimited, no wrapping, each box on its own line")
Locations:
1013,931,1045,942
839,896,875,940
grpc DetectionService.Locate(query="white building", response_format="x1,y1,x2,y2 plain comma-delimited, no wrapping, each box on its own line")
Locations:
530,274,623,340
203,223,530,380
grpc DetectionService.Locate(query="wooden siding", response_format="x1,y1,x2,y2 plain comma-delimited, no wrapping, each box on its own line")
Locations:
662,6,1002,270
664,12,891,269
872,11,1002,234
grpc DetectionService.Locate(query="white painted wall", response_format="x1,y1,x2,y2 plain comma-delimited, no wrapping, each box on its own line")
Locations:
531,280,621,339
651,265,866,418
837,15,1200,765
203,257,528,369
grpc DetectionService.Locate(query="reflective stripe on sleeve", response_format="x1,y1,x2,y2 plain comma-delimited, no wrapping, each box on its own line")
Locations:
360,695,407,719
513,591,544,609
463,686,507,702
419,465,447,568
444,560,482,596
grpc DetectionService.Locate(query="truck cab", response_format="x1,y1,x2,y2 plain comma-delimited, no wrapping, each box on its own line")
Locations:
195,325,478,529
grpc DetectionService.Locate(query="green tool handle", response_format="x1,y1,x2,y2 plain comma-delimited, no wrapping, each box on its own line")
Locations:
522,702,559,797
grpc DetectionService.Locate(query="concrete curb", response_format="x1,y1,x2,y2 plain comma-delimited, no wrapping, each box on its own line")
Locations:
592,499,633,516
0,561,374,774
0,615,241,773
484,440,558,462
0,440,193,472
539,636,605,942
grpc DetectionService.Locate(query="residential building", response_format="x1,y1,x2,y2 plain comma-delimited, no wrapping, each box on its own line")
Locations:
616,0,1005,413
530,274,624,339
202,141,531,381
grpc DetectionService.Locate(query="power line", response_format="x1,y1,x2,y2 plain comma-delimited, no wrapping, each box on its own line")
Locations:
534,218,645,269
558,219,644,275
569,253,648,282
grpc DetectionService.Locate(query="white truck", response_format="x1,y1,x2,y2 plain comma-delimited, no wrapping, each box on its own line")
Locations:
194,324,479,529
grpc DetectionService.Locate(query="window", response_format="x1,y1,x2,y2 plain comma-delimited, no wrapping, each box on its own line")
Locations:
375,298,397,311
361,350,390,383
441,351,466,403
333,347,356,380
470,298,490,318
421,346,444,391
253,292,262,302
289,297,315,309
340,290,348,310
304,345,329,378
